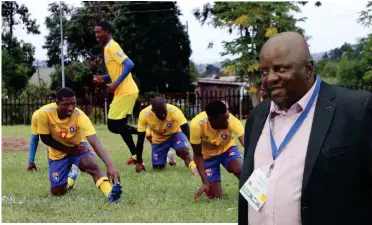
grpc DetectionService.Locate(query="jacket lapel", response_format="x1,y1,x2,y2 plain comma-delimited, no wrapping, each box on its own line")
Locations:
241,100,270,183
302,82,336,191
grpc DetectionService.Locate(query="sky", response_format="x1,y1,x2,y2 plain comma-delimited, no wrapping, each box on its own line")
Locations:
12,0,372,64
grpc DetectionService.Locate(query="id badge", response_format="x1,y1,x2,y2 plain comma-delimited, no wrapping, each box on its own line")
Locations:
239,169,268,211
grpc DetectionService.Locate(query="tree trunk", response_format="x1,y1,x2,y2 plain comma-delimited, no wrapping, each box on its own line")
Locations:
250,85,261,107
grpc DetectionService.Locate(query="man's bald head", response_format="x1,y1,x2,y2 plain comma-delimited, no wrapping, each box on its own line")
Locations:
260,32,311,65
151,97,167,120
259,31,315,110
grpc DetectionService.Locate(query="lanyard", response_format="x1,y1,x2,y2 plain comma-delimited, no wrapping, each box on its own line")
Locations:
267,77,321,177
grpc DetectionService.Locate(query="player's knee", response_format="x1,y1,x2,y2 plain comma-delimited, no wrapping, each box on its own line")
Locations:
228,164,242,177
51,185,67,196
80,156,100,174
175,148,190,159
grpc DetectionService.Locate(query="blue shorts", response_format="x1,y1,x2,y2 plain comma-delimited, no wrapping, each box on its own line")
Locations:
48,151,93,188
204,146,242,182
152,132,189,166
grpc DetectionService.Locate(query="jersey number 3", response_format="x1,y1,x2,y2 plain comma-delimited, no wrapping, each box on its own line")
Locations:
57,130,68,139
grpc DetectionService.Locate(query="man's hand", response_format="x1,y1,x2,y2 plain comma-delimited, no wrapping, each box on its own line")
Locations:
27,163,37,171
194,183,210,200
107,164,121,184
107,82,118,93
72,143,89,155
135,162,145,173
93,75,105,84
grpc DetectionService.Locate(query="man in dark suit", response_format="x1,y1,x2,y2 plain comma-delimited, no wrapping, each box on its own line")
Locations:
238,31,372,225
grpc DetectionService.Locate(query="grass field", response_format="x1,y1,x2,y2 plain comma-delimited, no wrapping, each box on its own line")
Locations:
2,125,243,223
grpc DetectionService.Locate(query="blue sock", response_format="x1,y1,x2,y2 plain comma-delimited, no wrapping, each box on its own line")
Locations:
28,134,39,163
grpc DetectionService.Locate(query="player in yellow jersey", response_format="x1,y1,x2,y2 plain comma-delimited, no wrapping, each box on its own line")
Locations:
37,88,122,203
135,97,198,174
190,100,245,199
27,103,56,171
93,21,139,165
145,126,177,166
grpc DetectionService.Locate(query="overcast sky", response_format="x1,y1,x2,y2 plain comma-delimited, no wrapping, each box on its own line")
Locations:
12,0,372,64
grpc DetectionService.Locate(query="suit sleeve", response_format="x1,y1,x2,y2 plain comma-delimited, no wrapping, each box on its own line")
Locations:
238,112,255,225
363,93,372,183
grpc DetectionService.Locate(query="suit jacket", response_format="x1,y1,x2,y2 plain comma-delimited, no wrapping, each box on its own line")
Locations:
238,81,372,225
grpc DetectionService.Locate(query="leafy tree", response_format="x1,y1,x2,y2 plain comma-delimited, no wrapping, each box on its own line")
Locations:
357,2,372,28
1,1,40,93
1,1,40,51
193,2,319,106
43,1,193,93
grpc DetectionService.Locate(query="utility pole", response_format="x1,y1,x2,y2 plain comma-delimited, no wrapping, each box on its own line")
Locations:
59,1,65,87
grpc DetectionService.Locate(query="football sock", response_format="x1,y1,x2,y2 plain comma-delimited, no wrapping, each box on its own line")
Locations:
188,161,197,171
67,177,75,189
96,176,112,197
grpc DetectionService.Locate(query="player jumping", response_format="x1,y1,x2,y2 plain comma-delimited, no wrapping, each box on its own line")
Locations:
93,21,139,165
190,100,245,199
37,87,122,203
135,97,198,174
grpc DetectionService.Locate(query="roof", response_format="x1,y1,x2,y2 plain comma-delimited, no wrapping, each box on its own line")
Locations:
29,67,55,86
197,75,246,86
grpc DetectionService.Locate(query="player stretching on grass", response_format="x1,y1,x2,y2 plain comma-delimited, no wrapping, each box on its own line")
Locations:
191,100,245,199
135,97,198,174
38,87,122,202
93,21,139,165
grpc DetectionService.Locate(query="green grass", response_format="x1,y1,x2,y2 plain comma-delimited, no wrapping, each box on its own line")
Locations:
2,125,242,223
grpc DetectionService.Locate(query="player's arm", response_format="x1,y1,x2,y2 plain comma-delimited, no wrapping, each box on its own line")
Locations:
172,107,190,140
39,135,81,155
189,120,208,185
229,114,245,148
109,45,135,85
135,111,147,168
86,135,114,167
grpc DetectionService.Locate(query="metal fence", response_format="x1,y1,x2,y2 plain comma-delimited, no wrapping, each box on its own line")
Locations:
2,84,372,126
1,90,252,125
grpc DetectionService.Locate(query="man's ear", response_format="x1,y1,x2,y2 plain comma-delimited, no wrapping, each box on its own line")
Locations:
305,60,314,78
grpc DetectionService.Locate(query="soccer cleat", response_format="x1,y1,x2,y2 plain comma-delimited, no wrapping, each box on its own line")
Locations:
127,157,136,165
108,182,123,203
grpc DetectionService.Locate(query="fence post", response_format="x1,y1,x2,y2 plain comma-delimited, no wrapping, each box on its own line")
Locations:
239,86,243,120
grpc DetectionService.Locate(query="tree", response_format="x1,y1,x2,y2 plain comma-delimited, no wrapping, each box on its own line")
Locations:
1,1,40,51
43,2,74,67
1,1,40,93
357,2,372,28
193,2,319,106
43,1,193,93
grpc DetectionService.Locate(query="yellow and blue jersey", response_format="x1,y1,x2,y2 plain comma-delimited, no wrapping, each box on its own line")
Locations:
190,111,244,158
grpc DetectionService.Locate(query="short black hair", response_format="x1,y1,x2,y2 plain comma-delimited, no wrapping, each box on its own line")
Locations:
96,21,111,33
205,100,227,118
56,87,75,101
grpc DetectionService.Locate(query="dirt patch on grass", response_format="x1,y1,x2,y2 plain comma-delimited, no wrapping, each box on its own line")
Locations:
2,137,30,153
